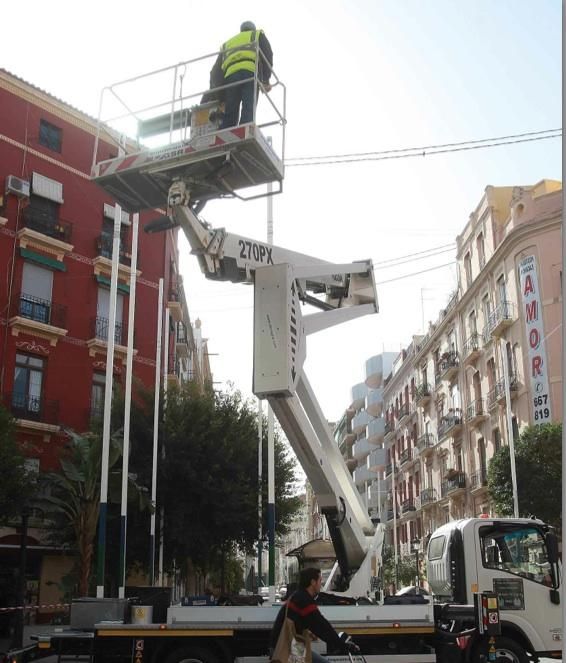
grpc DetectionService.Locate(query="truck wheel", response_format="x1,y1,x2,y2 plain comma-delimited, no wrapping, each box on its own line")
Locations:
164,645,217,663
474,636,529,663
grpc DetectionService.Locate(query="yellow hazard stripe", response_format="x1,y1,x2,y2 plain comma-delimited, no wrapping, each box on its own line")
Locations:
97,629,234,637
346,626,435,635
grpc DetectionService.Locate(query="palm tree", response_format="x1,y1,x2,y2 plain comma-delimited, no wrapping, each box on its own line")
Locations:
42,429,148,596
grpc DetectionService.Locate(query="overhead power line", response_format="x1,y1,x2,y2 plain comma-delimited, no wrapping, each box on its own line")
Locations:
375,261,455,285
285,128,561,167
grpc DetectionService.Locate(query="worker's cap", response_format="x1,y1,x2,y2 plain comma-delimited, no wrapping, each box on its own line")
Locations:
240,21,256,31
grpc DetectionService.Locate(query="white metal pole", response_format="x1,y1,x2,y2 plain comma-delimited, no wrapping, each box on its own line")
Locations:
257,397,263,590
266,146,276,602
96,203,122,598
500,337,519,518
159,308,170,586
118,213,139,599
560,9,565,651
392,452,398,591
150,279,164,585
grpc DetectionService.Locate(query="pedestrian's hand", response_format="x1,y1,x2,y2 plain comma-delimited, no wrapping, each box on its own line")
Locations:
339,632,360,654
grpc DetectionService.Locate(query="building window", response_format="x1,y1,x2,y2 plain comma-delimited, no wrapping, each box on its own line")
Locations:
12,353,45,418
96,287,124,344
20,262,53,324
511,416,519,442
39,119,62,153
476,233,485,268
90,373,106,424
464,252,472,288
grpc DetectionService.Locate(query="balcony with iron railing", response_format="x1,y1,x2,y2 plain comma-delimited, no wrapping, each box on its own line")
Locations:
470,468,488,491
488,301,515,337
463,332,482,364
487,379,505,409
465,398,488,426
92,316,125,345
415,382,432,406
401,497,417,514
96,233,135,267
399,447,412,466
13,292,67,329
176,322,190,357
8,392,59,426
386,509,399,522
416,432,435,454
438,409,462,440
482,326,493,347
398,401,413,425
440,471,466,497
435,351,460,383
384,420,395,437
385,462,396,477
419,487,437,506
22,209,73,243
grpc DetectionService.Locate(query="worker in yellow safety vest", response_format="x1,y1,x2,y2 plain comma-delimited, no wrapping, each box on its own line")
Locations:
216,21,273,129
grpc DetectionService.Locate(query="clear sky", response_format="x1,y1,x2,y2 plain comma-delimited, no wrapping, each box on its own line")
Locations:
3,0,561,421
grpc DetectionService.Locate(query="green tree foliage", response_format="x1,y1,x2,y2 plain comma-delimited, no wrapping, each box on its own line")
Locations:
488,423,561,529
154,383,301,588
0,403,33,524
382,545,421,593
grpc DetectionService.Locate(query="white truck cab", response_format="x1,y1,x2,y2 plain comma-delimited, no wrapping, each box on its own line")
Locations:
427,518,562,662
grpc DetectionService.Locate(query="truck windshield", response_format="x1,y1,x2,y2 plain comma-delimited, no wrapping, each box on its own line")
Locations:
479,525,554,587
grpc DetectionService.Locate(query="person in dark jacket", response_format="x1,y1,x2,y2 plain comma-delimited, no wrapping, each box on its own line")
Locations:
212,21,273,128
270,567,359,663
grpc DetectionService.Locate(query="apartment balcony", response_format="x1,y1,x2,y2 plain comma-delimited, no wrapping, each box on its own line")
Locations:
385,462,397,477
435,351,460,383
353,436,372,461
419,487,437,507
352,409,369,434
463,333,482,364
401,497,417,514
8,392,59,428
350,382,367,411
368,446,386,470
386,509,400,522
18,210,73,260
96,233,134,267
465,398,489,427
440,471,466,498
367,417,385,443
365,355,384,389
366,388,383,417
343,430,356,447
470,468,488,492
399,447,412,466
93,234,139,284
87,316,131,359
22,208,73,242
398,402,414,425
353,464,373,486
415,382,432,407
488,301,515,337
482,326,493,348
487,380,506,409
384,420,395,438
9,292,68,346
438,410,463,440
416,432,436,455
176,322,190,357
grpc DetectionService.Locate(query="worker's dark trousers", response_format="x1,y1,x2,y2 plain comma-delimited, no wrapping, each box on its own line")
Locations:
221,70,256,128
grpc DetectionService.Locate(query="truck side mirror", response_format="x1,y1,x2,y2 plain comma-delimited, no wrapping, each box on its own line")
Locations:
545,532,559,564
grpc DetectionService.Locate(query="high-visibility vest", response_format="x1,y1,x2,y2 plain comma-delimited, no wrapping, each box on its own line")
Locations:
221,30,261,78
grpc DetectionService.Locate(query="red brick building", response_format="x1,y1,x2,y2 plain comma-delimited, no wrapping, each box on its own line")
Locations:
0,69,205,615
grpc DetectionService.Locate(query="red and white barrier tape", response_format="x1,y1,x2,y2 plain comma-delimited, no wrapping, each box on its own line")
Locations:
0,603,69,613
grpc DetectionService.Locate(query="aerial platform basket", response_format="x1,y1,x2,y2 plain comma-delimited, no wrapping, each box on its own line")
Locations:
91,48,286,212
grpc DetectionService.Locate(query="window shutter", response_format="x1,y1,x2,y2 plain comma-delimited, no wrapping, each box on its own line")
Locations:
22,262,53,301
32,172,64,203
103,203,130,225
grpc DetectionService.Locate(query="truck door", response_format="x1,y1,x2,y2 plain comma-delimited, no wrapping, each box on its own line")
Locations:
473,521,561,653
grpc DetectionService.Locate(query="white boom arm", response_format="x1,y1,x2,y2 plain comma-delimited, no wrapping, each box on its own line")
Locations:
168,181,384,596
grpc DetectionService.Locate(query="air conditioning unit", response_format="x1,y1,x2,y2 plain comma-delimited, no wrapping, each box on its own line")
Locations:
6,175,30,198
